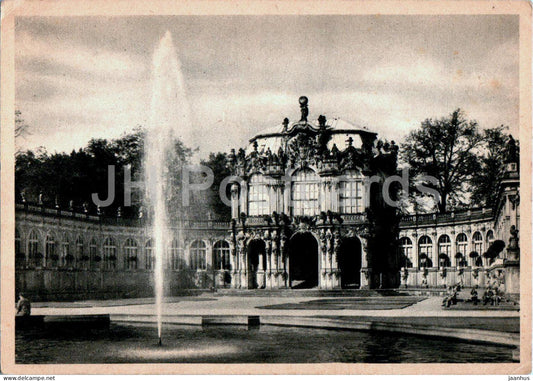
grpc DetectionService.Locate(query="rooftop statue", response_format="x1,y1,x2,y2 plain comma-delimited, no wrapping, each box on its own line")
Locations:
299,96,309,122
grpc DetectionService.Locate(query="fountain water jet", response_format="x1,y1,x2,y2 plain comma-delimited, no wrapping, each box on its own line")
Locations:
144,31,192,343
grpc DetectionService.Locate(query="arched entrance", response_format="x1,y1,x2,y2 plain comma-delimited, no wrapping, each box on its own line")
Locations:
339,237,362,288
247,239,265,289
288,232,319,289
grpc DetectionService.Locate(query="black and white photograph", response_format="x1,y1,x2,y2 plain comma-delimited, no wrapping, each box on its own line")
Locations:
1,0,530,375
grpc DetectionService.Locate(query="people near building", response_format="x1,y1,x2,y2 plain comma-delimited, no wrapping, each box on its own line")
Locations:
492,287,502,306
470,286,479,305
16,293,31,316
482,287,495,306
442,286,457,308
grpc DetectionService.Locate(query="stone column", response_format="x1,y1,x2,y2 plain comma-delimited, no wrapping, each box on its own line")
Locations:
332,181,340,213
237,234,247,289
319,230,327,289
325,229,333,289
450,230,457,266
412,232,419,272
279,232,287,288
265,238,272,289
239,183,248,216
321,180,331,212
229,237,237,289
331,231,342,289
230,183,240,220
257,250,265,289
359,235,371,289
283,179,291,215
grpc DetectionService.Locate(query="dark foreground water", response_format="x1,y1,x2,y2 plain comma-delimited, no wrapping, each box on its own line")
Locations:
16,323,513,363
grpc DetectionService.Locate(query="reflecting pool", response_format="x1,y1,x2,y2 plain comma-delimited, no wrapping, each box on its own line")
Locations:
16,323,513,363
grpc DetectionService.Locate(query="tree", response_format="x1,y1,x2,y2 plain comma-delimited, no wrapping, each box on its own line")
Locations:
470,126,515,208
200,152,231,220
400,109,484,213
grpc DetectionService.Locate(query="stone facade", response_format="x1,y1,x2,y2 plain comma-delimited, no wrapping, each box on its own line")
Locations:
14,98,520,299
15,204,231,300
226,97,401,290
398,137,520,296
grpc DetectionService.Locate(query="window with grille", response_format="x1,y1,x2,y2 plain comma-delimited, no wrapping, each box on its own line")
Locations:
28,230,41,268
438,235,451,266
75,236,86,269
89,238,99,270
399,237,413,267
456,233,468,266
61,236,71,268
486,230,495,246
339,170,364,213
189,240,207,270
418,235,433,267
145,239,154,270
15,229,23,268
473,231,483,255
291,168,319,216
170,239,183,270
214,240,231,270
103,237,117,270
124,238,138,270
46,234,57,268
248,174,269,216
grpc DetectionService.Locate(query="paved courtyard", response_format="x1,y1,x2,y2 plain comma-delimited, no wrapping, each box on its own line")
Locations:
24,293,521,348
31,293,520,319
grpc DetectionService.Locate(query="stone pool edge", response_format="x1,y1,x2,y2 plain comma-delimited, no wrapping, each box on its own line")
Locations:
110,314,520,348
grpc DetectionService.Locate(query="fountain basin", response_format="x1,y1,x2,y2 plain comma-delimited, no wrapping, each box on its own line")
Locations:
16,322,516,363
16,314,110,330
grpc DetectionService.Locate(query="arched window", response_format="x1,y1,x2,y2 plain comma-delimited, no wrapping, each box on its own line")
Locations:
103,237,117,270
418,235,433,268
398,237,413,268
456,233,468,266
45,234,57,268
438,235,451,267
170,239,183,270
339,170,364,214
473,231,483,257
189,240,207,270
76,236,87,269
248,174,269,216
145,239,154,270
89,238,99,270
124,238,138,270
486,230,495,247
291,168,319,216
61,234,72,268
28,230,41,268
15,229,24,268
214,240,231,270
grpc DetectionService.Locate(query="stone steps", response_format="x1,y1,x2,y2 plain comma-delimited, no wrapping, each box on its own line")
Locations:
214,288,406,297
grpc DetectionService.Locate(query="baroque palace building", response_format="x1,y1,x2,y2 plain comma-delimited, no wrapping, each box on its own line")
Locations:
14,97,520,300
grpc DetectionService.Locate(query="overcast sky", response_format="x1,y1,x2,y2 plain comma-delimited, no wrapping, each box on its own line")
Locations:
15,15,519,159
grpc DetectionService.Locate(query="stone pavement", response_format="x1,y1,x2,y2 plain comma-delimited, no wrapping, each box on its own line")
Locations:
31,293,520,319
27,293,521,347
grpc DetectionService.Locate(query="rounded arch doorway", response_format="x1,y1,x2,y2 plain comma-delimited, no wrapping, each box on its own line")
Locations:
288,232,319,289
247,239,266,289
339,237,362,288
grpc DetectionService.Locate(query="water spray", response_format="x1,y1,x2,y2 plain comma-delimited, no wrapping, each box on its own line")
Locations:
145,30,190,344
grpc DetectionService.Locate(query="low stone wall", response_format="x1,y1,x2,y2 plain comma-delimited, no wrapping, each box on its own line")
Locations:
16,268,231,301
401,267,490,289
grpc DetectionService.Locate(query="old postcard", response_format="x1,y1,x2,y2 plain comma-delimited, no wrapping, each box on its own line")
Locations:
1,0,531,375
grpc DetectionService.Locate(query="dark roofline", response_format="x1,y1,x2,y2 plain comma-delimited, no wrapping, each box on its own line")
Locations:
249,128,378,143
